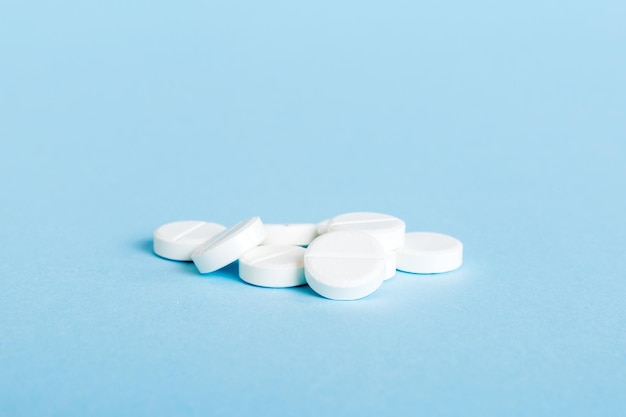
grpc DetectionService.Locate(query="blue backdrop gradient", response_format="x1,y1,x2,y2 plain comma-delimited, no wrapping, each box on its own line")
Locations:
1,1,625,416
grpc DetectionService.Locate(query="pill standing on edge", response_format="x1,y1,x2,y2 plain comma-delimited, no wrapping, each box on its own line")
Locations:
262,224,318,246
191,217,267,274
239,245,306,288
396,232,463,274
304,231,386,300
327,212,406,251
153,221,227,261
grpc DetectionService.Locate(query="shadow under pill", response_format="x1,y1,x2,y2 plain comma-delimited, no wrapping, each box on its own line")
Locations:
133,238,154,256
290,284,318,298
177,260,199,274
199,260,241,282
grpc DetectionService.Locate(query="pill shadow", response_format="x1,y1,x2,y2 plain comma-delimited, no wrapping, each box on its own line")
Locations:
134,238,154,257
290,284,319,298
203,261,241,282
237,279,321,300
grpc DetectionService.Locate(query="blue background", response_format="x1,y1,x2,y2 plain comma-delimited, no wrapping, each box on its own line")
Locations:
1,1,625,415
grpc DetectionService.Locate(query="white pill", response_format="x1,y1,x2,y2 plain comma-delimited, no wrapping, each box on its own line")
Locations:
191,217,267,274
239,245,306,288
304,231,386,300
153,221,227,261
327,212,406,251
396,232,463,274
384,251,397,280
262,223,318,246
316,219,330,235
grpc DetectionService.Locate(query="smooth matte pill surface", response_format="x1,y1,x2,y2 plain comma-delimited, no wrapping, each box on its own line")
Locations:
191,217,267,274
327,212,406,251
304,231,386,300
153,221,226,261
262,224,318,246
396,232,463,274
239,245,306,287
316,219,330,235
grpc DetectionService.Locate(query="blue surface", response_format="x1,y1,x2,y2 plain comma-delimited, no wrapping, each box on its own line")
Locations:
1,1,625,416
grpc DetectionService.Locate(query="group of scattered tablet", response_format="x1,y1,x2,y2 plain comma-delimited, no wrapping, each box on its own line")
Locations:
153,212,463,300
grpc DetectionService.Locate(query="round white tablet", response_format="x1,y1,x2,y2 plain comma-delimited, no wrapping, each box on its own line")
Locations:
327,212,406,251
384,251,397,280
239,245,306,288
396,232,463,274
262,224,318,246
153,221,227,261
191,217,267,274
304,231,386,300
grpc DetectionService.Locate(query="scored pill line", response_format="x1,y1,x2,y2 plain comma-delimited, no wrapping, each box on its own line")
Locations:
247,248,301,265
172,222,207,242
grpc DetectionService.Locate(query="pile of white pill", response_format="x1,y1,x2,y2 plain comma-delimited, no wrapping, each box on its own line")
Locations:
153,212,463,300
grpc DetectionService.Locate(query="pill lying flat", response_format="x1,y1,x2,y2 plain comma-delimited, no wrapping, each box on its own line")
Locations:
153,221,227,261
327,212,406,251
262,224,318,246
396,232,463,274
191,217,267,274
304,231,386,300
239,245,306,288
384,251,397,280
